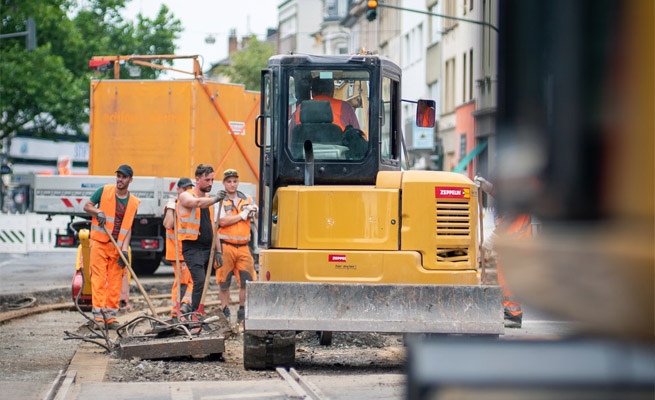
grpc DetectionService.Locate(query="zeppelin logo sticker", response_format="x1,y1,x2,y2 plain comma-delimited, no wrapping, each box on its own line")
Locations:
329,255,346,262
435,187,470,199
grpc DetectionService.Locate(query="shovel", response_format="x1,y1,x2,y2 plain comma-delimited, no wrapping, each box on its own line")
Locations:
197,201,223,315
103,226,158,317
172,208,182,316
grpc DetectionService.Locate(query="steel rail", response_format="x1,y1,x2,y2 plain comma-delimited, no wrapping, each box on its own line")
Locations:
276,367,323,400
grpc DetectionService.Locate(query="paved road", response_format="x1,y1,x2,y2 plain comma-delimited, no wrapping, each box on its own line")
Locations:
0,251,173,295
0,250,578,337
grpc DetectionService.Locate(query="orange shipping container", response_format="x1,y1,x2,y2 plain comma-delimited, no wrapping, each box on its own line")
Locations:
89,79,260,188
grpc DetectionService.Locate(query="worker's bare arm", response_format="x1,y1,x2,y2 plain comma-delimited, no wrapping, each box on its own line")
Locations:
162,208,175,229
219,214,243,227
178,191,217,209
83,200,101,216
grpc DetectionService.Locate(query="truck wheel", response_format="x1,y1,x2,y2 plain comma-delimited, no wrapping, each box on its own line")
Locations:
131,255,162,275
243,330,296,370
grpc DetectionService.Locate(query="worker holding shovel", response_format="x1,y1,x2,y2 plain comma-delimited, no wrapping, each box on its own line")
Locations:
177,164,225,314
83,164,141,330
162,177,196,319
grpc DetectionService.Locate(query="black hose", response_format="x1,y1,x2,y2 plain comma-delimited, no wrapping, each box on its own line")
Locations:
8,297,37,310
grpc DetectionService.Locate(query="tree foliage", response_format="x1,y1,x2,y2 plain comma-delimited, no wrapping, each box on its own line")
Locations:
215,36,274,91
0,0,182,142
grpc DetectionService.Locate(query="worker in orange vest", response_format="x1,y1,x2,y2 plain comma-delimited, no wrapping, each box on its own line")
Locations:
289,76,361,133
83,164,140,329
475,175,531,328
162,177,196,318
217,169,258,324
177,164,224,313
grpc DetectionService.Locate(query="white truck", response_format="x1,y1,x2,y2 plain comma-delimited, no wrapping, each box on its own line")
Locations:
30,55,261,274
33,175,178,275
32,174,257,275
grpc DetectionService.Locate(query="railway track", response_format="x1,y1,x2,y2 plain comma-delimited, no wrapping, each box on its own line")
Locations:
276,367,324,400
0,291,226,324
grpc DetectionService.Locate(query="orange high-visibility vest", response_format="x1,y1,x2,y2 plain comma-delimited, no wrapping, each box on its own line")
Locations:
90,184,140,248
164,205,185,262
294,95,346,130
178,190,215,241
503,214,532,239
218,193,253,245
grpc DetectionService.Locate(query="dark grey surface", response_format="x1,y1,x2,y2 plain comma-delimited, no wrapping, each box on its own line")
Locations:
0,250,173,296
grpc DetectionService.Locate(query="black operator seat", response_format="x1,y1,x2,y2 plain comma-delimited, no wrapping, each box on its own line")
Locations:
291,100,343,158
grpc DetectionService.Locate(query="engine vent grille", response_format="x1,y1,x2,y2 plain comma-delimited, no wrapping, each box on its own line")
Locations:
435,200,471,236
436,247,470,263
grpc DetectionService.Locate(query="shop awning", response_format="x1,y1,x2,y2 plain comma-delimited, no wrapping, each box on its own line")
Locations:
452,139,488,173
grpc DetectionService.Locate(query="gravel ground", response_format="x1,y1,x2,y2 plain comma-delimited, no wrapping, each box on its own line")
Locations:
1,290,404,394
106,305,405,382
1,309,84,400
1,310,81,382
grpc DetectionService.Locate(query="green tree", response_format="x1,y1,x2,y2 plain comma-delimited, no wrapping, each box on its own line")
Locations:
215,36,274,91
0,0,182,142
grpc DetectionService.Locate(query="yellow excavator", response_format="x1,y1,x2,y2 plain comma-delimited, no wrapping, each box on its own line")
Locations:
243,54,503,369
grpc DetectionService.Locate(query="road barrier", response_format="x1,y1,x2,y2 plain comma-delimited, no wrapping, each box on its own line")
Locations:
0,213,71,253
0,209,497,254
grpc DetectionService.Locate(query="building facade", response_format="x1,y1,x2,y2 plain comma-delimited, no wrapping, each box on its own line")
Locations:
278,0,324,54
275,0,497,175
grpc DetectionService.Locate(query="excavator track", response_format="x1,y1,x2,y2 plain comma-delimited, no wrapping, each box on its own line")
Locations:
243,330,296,370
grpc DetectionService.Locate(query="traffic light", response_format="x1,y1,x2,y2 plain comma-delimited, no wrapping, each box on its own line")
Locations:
366,0,378,22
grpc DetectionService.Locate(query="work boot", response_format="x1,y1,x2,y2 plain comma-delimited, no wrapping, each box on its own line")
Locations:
179,303,192,315
222,306,231,322
504,310,522,328
107,321,121,330
237,306,245,324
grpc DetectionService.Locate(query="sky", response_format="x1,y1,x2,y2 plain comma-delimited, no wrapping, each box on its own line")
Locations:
121,0,280,78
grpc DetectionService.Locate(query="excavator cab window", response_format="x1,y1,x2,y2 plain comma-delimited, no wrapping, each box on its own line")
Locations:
286,69,370,162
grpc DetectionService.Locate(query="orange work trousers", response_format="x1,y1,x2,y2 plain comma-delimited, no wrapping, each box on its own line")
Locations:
497,214,532,317
216,243,257,290
170,261,194,316
90,240,125,323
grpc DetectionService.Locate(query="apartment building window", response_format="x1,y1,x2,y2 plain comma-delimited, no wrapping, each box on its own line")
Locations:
463,52,467,102
404,24,424,66
415,24,423,62
459,133,467,161
463,0,474,15
280,16,296,39
325,0,349,19
444,57,455,112
429,5,441,44
444,0,456,30
469,49,474,100
326,0,338,18
404,33,410,65
429,81,440,116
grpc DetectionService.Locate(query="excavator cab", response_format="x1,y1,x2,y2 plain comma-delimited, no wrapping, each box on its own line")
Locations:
246,54,501,370
257,54,404,246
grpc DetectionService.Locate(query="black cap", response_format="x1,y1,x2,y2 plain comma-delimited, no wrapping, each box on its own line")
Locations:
223,169,239,180
115,164,133,177
177,177,194,188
